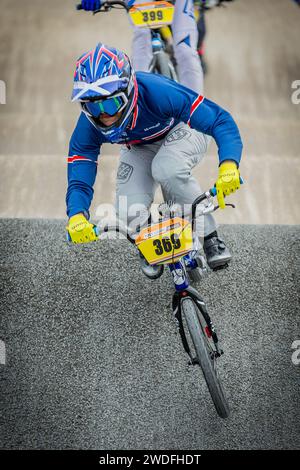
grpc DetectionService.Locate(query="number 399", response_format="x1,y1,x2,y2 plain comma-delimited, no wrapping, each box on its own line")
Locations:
142,10,164,22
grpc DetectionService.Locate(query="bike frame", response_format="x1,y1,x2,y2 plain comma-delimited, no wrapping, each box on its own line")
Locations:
102,187,225,361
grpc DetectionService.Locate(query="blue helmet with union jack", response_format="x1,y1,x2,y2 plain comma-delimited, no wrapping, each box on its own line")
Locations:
72,43,138,143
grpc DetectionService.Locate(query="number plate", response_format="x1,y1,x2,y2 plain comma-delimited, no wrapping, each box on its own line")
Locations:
135,217,193,265
129,1,174,28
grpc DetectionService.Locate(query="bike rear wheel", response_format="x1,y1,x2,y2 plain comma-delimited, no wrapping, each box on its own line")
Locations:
181,297,230,418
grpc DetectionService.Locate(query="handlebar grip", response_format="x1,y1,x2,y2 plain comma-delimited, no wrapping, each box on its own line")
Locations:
66,225,99,243
210,187,217,197
93,225,100,237
210,177,244,197
76,4,83,10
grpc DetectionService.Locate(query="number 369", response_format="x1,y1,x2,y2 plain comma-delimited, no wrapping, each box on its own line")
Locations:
153,234,181,255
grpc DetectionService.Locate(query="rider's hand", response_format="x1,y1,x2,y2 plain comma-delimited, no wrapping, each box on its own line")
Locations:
81,0,101,11
215,161,240,209
67,213,99,244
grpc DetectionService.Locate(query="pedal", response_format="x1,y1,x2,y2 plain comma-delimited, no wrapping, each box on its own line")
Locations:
213,349,224,359
188,357,199,366
212,262,229,272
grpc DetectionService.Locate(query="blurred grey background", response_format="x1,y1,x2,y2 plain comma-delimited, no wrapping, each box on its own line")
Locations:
0,0,299,223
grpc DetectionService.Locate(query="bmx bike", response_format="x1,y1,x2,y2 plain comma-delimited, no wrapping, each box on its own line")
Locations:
98,186,236,418
77,0,178,80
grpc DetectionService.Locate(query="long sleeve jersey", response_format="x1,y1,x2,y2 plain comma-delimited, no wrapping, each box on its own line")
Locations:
66,71,243,217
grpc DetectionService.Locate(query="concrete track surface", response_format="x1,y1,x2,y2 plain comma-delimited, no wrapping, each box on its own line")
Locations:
0,221,300,449
0,0,300,222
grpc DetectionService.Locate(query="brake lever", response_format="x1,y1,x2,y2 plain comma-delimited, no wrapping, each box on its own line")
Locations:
93,6,110,14
213,202,235,211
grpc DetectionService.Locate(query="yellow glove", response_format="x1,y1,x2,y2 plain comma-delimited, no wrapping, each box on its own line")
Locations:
66,213,98,244
216,161,240,209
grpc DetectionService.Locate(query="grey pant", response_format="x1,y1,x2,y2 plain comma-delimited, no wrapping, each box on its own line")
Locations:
131,0,204,94
116,123,217,237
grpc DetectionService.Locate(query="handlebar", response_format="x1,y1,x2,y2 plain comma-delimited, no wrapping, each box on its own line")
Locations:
191,176,244,230
66,176,243,242
76,0,233,11
102,224,136,244
76,1,129,13
67,178,243,242
100,178,243,244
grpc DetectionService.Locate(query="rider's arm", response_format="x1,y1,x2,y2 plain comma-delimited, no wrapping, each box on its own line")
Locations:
140,73,242,208
147,77,243,166
66,112,103,218
185,95,243,207
186,96,243,167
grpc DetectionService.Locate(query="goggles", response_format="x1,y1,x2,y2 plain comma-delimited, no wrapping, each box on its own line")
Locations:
82,92,128,117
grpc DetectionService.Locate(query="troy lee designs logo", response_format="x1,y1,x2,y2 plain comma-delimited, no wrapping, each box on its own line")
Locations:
165,128,191,144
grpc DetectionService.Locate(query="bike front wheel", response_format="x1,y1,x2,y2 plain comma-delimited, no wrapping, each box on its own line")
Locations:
151,52,177,81
181,297,230,418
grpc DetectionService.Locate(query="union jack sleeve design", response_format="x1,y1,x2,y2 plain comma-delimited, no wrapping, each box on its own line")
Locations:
187,95,204,126
67,155,98,164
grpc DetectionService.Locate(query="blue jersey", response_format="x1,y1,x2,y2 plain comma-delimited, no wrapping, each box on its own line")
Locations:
67,71,243,217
